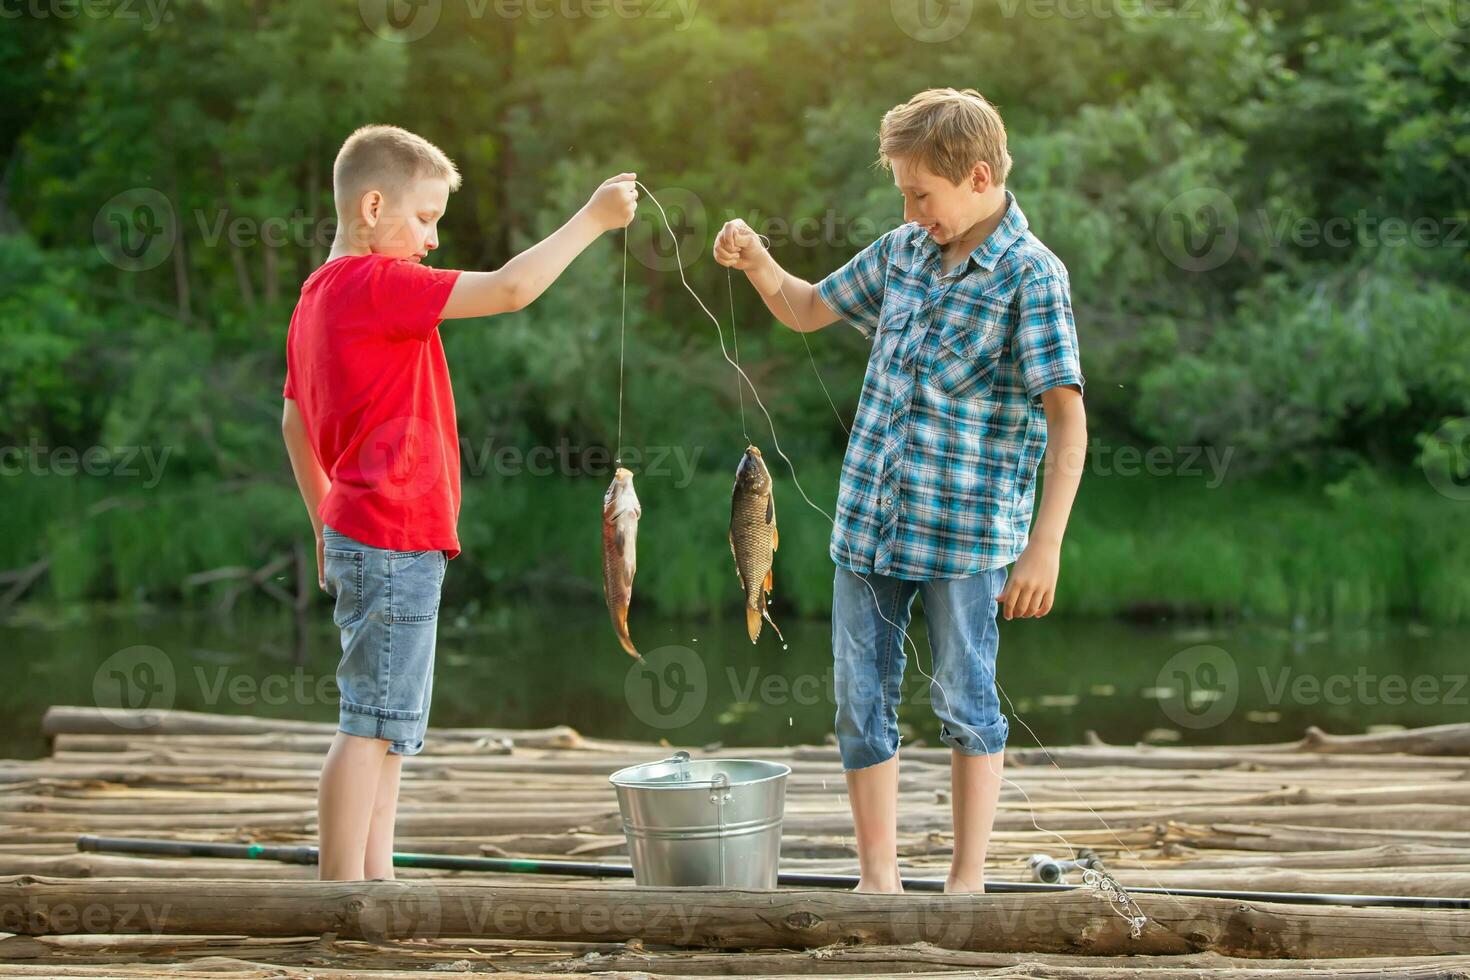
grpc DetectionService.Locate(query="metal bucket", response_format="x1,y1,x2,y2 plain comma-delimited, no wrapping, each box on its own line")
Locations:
609,750,790,888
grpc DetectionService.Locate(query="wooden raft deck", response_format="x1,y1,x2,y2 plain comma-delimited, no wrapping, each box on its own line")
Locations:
1,706,1469,977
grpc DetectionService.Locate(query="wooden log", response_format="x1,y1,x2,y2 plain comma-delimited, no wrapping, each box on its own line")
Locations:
1167,821,1470,851
1288,723,1470,757
5,931,1470,977
38,706,647,753
4,875,1470,958
794,745,1470,772
4,852,1470,899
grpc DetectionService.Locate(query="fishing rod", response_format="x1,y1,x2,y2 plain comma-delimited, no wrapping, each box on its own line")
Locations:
76,836,1470,910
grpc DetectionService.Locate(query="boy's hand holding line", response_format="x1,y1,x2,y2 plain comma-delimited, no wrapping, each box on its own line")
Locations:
440,172,638,320
713,218,838,333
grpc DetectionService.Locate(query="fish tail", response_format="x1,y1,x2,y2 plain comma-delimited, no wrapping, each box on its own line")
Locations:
745,605,762,644
613,606,639,659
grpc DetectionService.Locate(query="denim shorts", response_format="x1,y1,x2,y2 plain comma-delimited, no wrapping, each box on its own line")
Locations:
321,524,446,756
832,564,1009,771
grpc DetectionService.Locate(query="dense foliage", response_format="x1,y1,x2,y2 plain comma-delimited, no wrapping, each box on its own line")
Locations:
2,0,1466,621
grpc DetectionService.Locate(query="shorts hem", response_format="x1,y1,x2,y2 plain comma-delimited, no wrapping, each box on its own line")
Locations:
939,716,1009,756
340,699,423,722
339,703,427,754
837,738,900,773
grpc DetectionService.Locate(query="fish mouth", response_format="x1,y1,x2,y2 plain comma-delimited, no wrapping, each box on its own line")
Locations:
613,467,634,482
745,446,763,458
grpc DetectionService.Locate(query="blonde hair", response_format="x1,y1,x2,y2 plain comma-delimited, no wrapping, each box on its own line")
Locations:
878,88,1012,186
333,124,461,215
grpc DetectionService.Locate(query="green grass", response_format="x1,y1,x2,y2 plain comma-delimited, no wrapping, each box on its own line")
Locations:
4,463,1468,625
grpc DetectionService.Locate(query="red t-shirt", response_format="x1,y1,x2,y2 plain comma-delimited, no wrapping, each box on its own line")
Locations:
283,254,464,558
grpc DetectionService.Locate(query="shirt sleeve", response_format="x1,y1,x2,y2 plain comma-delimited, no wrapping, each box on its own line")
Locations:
816,230,895,341
369,257,464,343
282,328,295,398
1013,273,1085,402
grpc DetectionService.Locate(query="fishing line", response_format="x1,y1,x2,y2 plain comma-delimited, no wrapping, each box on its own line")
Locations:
727,268,750,444
615,223,629,466
637,182,1174,934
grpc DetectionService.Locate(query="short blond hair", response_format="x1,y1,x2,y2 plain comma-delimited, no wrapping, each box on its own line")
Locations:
333,124,461,214
878,88,1012,186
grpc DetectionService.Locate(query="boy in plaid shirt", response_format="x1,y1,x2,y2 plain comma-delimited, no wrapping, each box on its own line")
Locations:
713,88,1086,893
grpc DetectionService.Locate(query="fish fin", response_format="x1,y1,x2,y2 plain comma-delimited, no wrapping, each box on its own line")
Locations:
763,566,773,595
771,524,779,551
765,494,774,524
762,605,785,645
745,606,761,644
729,531,745,589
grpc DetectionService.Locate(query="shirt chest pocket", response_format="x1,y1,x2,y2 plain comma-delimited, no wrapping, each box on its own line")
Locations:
927,315,1006,401
875,307,918,375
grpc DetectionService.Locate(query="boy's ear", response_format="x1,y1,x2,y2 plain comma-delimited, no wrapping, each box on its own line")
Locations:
969,161,993,193
359,189,384,228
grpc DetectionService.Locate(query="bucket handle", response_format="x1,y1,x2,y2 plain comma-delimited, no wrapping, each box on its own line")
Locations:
708,770,731,805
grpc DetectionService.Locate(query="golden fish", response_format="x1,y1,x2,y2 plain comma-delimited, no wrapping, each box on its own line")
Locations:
730,446,784,645
602,467,642,660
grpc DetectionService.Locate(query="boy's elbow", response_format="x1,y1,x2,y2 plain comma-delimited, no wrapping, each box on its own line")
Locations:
502,281,533,313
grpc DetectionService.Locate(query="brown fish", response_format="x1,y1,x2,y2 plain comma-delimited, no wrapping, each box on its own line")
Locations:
730,446,784,645
602,467,642,660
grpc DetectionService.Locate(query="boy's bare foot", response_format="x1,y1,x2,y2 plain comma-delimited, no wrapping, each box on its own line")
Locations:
853,877,905,894
943,876,986,894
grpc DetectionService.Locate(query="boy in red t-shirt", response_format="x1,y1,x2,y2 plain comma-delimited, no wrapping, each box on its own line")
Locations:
282,124,636,880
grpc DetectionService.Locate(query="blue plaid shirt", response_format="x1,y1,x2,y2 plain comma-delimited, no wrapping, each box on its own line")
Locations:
816,191,1084,580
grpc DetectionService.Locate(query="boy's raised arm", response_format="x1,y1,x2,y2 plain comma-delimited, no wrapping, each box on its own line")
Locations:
713,218,840,333
439,173,638,320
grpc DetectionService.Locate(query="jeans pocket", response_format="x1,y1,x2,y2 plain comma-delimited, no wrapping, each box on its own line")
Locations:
323,548,364,628
389,549,445,623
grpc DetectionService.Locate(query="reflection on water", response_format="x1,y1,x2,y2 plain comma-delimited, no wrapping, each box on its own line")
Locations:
2,602,1464,760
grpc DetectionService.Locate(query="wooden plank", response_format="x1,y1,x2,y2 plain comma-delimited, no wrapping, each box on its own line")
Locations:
4,876,1470,958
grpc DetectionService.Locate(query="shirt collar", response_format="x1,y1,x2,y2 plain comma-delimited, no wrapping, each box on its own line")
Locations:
907,189,1027,273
